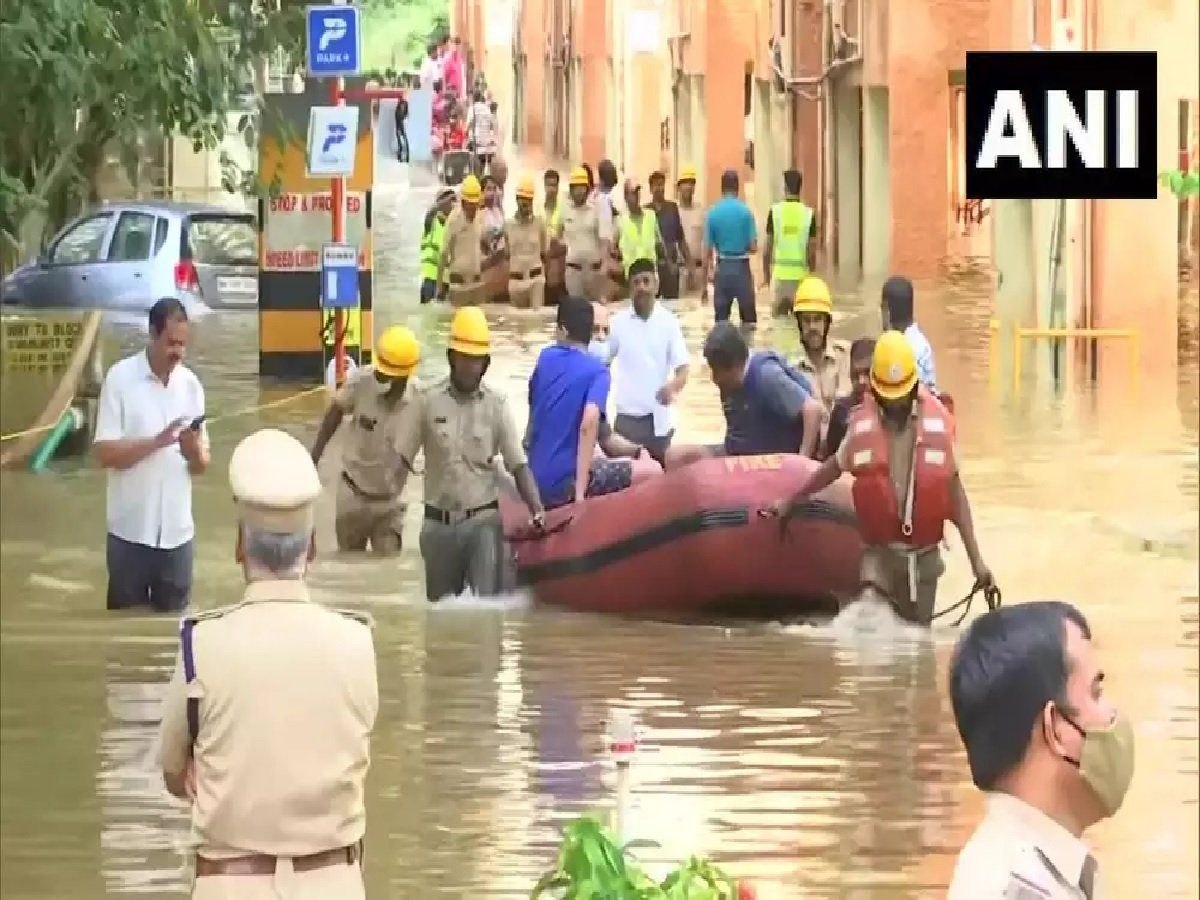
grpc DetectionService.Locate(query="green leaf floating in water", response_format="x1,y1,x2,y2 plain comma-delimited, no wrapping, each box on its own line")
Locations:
530,816,752,900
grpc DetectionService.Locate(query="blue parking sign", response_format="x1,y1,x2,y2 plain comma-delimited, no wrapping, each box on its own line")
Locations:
321,244,359,309
306,5,362,78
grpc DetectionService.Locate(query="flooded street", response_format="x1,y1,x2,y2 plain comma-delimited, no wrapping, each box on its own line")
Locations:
1,163,1197,898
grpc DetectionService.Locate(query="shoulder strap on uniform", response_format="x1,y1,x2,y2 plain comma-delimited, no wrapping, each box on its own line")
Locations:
331,607,375,629
180,617,199,745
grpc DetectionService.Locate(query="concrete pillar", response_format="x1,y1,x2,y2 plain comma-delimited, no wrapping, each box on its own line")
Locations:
578,0,608,164
834,80,862,279
623,0,668,182
1091,0,1198,381
700,1,745,203
752,80,776,224
861,86,890,279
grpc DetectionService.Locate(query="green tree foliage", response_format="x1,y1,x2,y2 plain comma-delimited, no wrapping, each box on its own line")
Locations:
0,0,304,263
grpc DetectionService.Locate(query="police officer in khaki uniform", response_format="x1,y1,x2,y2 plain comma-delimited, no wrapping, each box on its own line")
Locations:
390,307,546,600
560,166,605,301
310,325,420,554
676,165,706,296
947,602,1135,899
438,173,488,307
158,428,377,900
505,173,548,309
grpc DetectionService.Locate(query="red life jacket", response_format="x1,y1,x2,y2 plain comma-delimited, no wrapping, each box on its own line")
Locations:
844,386,954,546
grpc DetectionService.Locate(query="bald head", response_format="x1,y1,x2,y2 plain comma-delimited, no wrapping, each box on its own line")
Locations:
490,156,508,187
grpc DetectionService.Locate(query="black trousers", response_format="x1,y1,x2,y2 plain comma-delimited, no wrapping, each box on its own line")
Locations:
106,533,193,612
396,126,410,162
713,257,757,325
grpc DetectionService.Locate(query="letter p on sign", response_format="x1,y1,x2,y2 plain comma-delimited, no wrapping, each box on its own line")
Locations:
964,51,1157,200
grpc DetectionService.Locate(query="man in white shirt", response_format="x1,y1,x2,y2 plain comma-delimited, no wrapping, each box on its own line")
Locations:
947,601,1133,899
419,43,439,91
881,275,937,390
93,298,210,612
608,257,689,464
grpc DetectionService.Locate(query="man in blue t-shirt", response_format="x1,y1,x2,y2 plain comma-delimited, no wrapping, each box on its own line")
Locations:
526,296,635,508
703,169,759,326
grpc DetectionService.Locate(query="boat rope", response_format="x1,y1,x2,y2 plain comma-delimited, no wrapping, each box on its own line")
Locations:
932,580,1003,627
0,385,327,444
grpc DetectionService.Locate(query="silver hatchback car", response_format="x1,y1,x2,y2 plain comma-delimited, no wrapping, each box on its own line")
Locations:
1,200,258,311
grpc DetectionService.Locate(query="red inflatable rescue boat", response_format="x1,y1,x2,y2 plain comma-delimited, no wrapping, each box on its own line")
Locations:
500,454,863,618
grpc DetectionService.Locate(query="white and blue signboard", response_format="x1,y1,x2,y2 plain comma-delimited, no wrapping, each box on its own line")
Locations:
306,4,363,78
307,105,359,177
321,243,359,309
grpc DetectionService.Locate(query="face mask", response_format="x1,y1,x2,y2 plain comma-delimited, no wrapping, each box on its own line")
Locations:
588,339,611,365
1059,709,1136,817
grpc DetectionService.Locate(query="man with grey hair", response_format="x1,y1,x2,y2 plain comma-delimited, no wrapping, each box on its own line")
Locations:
158,428,377,899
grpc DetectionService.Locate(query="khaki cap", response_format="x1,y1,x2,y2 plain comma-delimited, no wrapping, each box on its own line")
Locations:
229,428,322,532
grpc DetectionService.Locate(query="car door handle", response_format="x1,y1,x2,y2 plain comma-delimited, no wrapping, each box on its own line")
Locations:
133,272,143,278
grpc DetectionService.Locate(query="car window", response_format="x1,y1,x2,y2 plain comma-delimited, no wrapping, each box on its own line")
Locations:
153,217,170,255
48,214,113,265
186,215,257,266
107,212,158,262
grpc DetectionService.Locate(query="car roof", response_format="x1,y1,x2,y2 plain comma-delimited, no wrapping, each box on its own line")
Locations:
90,200,255,219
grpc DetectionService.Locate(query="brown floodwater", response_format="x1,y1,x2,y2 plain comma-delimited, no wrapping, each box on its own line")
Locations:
1,166,1197,898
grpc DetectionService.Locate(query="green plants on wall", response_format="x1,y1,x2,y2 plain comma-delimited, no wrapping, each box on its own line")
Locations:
1161,169,1199,198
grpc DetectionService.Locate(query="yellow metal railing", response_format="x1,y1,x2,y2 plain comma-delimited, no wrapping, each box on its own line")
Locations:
1011,326,1140,392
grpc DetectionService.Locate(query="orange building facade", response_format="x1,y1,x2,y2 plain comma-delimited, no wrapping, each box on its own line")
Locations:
454,0,1197,362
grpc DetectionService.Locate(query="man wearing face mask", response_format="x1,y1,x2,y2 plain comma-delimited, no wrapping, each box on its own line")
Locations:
390,307,545,600
526,297,636,508
765,330,992,624
947,601,1134,899
311,325,421,554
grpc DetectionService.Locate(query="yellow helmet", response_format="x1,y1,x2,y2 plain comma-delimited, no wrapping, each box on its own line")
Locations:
374,325,420,378
568,166,589,187
515,173,537,200
870,330,918,400
460,174,482,204
677,164,698,183
792,276,833,316
448,306,490,356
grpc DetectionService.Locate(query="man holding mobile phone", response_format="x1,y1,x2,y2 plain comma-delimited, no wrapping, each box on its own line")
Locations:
93,298,209,612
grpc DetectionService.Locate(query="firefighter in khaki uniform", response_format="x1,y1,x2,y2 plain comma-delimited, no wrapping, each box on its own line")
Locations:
438,174,487,307
791,276,851,421
390,307,546,600
676,165,706,296
766,331,994,625
310,325,420,553
505,174,548,309
158,428,377,899
560,167,605,301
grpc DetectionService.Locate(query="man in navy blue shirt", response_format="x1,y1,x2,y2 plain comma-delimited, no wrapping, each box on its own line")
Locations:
526,297,635,508
703,169,759,326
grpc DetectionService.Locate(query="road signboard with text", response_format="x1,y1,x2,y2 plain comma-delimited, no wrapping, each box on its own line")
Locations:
321,243,359,309
306,4,362,78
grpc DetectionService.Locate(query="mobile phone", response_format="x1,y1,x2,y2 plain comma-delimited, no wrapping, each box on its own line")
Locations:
189,415,206,430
